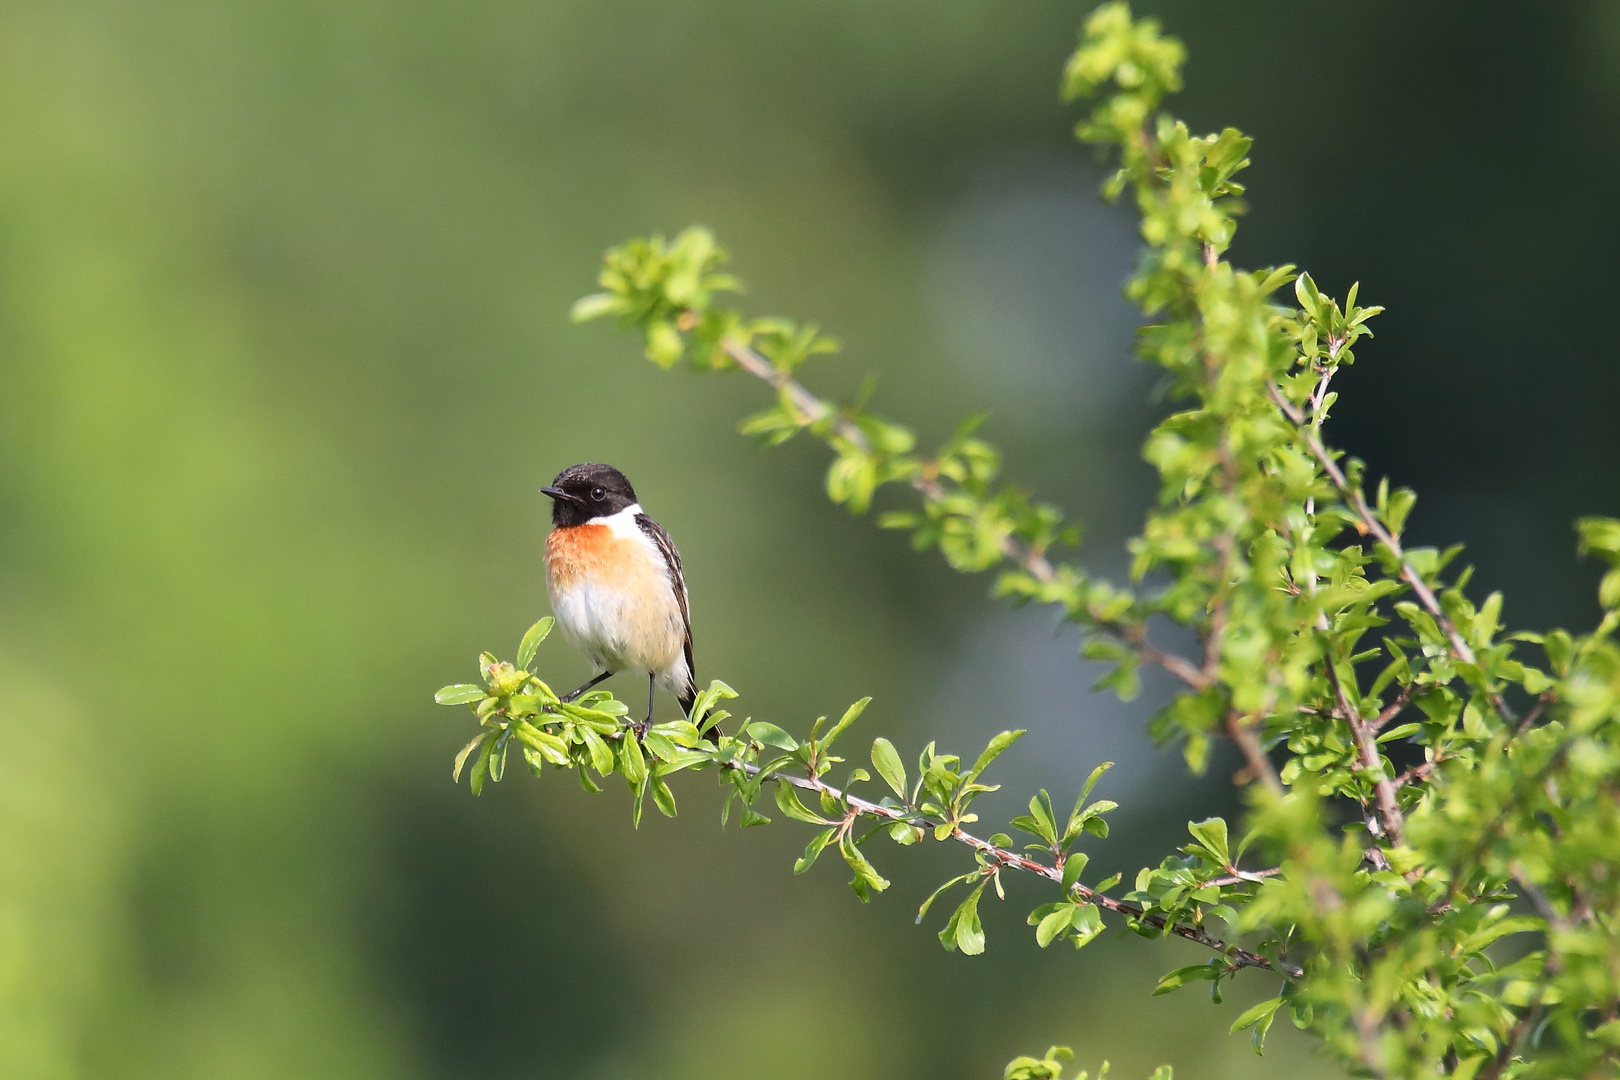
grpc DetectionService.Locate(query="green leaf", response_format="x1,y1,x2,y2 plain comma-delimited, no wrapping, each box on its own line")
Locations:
775,781,835,824
1230,996,1284,1055
1061,852,1090,894
1187,817,1230,865
888,821,922,845
580,727,615,776
516,617,553,669
841,836,889,901
745,722,799,751
619,733,648,787
794,827,836,873
1460,915,1541,953
1002,1046,1072,1080
1017,791,1058,846
964,729,1025,783
436,684,487,706
940,880,988,954
738,807,770,828
1517,665,1554,694
1295,272,1320,311
651,720,704,747
1544,628,1574,676
1036,904,1074,947
1081,799,1118,821
871,737,908,799
557,702,624,729
452,732,488,782
1071,761,1113,819
1153,964,1217,996
1576,516,1620,563
1231,996,1283,1034
513,721,571,766
651,775,677,818
640,730,680,761
506,692,549,717
469,734,495,796
657,749,710,773
630,779,646,828
688,680,739,733
487,734,507,783
1066,792,1118,844
1383,488,1417,536
916,873,973,924
569,291,621,322
1068,903,1102,949
820,696,872,749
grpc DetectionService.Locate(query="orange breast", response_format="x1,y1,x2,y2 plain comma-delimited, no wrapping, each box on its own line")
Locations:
546,523,660,593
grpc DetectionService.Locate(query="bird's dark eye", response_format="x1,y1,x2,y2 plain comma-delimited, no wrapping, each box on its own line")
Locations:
590,486,606,501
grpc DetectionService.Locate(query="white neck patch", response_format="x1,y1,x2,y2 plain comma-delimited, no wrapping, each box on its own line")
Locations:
597,503,645,540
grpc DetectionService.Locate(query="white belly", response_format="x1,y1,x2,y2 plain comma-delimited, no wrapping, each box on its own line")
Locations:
547,575,687,687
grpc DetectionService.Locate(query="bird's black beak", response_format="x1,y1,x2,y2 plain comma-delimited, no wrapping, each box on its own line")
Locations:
540,486,583,505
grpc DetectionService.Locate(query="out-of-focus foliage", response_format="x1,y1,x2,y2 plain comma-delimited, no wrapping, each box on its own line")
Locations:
441,6,1620,1077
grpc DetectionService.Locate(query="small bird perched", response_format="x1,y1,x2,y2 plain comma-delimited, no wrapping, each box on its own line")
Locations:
540,463,703,737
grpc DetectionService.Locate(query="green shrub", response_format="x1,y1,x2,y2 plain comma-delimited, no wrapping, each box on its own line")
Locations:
439,6,1620,1077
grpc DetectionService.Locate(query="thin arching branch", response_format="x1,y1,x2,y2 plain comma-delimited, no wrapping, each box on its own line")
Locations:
714,750,1302,979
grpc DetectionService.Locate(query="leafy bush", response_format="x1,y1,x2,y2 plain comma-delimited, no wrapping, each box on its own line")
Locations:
439,5,1620,1077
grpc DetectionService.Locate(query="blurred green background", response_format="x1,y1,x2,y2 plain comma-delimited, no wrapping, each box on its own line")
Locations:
2,1,1616,1077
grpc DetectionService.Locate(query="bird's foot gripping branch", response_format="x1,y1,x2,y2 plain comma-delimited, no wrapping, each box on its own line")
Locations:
442,3,1620,1078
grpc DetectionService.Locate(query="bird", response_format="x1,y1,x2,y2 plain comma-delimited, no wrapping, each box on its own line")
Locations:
539,463,705,739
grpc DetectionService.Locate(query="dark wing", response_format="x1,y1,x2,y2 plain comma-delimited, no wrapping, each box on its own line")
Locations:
635,513,697,714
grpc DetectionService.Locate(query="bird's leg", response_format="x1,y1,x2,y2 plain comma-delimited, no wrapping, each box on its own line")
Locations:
561,669,615,703
633,672,656,738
